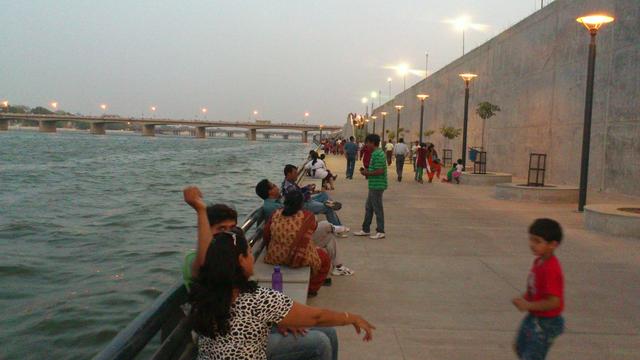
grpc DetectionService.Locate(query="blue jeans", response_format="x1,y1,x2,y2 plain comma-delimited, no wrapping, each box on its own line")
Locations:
267,327,338,360
515,314,564,360
305,193,341,226
346,156,356,178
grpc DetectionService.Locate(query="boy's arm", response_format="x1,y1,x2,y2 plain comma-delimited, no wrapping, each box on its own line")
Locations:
512,295,561,312
183,186,212,278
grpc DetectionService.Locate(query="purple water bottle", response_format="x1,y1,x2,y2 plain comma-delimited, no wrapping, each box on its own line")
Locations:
272,266,283,292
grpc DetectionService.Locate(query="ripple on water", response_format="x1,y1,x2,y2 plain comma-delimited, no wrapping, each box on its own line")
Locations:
0,131,308,358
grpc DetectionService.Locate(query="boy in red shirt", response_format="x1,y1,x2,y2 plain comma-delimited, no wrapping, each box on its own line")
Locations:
512,218,565,360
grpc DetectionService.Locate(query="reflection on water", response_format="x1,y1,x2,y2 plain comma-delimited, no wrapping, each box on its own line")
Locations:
0,130,309,359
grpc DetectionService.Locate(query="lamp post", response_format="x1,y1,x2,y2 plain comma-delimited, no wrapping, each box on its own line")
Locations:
381,112,387,143
396,64,409,92
394,105,403,142
417,94,429,143
387,78,392,99
319,124,324,141
459,73,477,167
370,91,377,113
151,106,156,118
100,104,107,116
576,14,614,212
50,102,58,111
371,115,377,135
361,97,368,115
201,107,208,120
304,112,310,125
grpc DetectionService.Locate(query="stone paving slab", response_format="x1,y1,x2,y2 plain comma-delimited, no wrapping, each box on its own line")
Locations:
307,155,640,359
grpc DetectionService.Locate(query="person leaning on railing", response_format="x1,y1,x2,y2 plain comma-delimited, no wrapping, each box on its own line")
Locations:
189,228,375,360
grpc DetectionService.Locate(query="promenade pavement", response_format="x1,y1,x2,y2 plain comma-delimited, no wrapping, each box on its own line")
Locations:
307,154,640,360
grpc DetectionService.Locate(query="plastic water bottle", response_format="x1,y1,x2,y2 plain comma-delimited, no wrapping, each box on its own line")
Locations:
272,266,283,292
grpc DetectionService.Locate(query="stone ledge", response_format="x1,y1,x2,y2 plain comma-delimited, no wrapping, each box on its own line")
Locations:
584,204,640,239
459,172,512,186
495,183,579,203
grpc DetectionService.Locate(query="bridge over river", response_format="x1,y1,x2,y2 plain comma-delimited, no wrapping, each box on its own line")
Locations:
0,113,341,142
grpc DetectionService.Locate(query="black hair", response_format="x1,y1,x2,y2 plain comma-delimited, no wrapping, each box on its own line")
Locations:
420,142,427,147
284,164,297,176
190,228,258,338
320,154,326,160
255,179,271,200
456,159,463,165
310,150,319,165
282,190,304,216
349,136,354,141
206,204,238,226
365,134,381,146
399,138,404,143
529,218,563,244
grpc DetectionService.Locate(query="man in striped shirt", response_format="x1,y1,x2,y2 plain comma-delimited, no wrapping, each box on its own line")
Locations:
354,134,387,239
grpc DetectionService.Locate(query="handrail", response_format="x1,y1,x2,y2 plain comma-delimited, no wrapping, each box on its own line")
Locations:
93,145,319,360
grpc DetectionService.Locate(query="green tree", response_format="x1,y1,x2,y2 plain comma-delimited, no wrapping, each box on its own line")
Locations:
386,129,395,142
30,106,54,115
476,102,501,150
423,129,435,138
440,126,462,149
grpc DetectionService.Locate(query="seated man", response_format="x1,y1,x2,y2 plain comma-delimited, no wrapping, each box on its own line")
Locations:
281,164,344,226
181,186,338,360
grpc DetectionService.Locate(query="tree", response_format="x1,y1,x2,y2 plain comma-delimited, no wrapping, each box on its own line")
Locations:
30,106,54,115
386,129,395,142
423,129,435,139
476,102,501,150
440,126,462,149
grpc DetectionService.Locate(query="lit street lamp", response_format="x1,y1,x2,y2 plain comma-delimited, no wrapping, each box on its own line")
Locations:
304,112,310,124
459,73,478,167
361,97,368,115
50,102,58,111
1,100,9,113
370,91,377,113
576,14,614,212
394,105,403,142
201,107,208,120
417,94,429,143
100,104,107,115
380,112,388,143
444,16,487,56
396,64,409,91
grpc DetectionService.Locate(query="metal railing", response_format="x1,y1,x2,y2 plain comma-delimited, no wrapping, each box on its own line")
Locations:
94,145,318,360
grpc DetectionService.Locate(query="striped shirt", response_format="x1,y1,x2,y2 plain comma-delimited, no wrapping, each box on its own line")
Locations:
368,148,388,190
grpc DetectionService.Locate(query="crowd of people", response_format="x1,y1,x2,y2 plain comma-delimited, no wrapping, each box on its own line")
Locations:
177,132,566,360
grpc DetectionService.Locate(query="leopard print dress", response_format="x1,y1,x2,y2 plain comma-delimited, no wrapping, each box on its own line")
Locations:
196,287,293,360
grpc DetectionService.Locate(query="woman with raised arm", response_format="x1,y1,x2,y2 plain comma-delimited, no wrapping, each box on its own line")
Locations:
190,228,374,360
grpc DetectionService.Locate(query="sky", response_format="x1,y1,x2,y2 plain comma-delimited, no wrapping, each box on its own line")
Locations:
0,0,550,126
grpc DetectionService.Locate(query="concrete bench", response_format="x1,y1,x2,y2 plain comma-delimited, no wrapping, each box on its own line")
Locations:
252,246,311,304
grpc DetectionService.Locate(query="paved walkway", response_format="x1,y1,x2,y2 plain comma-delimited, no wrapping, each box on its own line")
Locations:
307,154,639,360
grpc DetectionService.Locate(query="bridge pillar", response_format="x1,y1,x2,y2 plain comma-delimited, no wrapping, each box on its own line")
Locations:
249,128,257,141
195,126,206,138
39,121,57,133
227,131,233,137
90,122,106,135
301,131,308,143
0,119,8,131
142,124,155,136
283,134,289,140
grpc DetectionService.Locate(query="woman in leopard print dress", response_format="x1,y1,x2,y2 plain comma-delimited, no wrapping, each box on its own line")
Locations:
189,228,375,360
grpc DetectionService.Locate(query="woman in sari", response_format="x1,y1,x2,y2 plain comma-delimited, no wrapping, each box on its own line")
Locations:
263,190,331,296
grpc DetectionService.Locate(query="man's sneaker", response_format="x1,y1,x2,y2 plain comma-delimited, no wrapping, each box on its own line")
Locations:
324,200,342,211
353,230,371,236
332,225,350,234
331,265,354,276
369,232,385,239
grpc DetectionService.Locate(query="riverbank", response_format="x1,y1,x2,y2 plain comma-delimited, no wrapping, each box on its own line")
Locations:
311,154,639,360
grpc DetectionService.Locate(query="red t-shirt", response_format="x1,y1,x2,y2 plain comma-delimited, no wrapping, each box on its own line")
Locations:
525,255,564,317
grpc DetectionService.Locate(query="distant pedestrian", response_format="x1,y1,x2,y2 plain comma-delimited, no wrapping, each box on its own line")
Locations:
411,141,420,172
354,134,387,239
443,159,464,184
512,218,565,360
425,143,441,183
344,136,358,179
415,143,427,183
393,138,410,182
360,141,372,170
384,141,394,166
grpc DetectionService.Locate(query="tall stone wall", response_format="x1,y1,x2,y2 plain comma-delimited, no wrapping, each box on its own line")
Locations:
359,0,639,197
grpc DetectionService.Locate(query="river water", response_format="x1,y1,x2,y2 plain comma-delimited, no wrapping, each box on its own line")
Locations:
0,130,309,359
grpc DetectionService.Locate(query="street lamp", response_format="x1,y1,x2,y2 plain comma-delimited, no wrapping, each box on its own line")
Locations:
150,106,156,118
1,100,9,113
396,64,409,91
370,91,377,113
387,77,392,99
371,115,377,135
50,102,58,111
319,124,324,140
201,107,208,120
417,94,429,143
100,104,107,115
380,112,388,143
459,73,477,167
304,112,310,124
361,97,369,115
576,14,614,212
444,16,487,56
394,105,403,142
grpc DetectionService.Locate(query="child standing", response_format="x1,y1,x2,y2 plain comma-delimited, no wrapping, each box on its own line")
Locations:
453,159,463,184
512,218,565,360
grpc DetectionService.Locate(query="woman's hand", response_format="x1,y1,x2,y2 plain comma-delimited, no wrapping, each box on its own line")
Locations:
350,314,375,341
183,186,206,212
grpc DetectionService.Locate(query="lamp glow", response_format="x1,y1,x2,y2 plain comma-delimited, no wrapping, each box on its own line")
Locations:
394,105,404,110
304,112,310,117
387,77,392,82
577,15,614,32
370,91,378,99
417,94,429,101
201,107,207,113
380,111,387,116
100,104,107,111
151,106,156,112
253,110,258,115
361,97,368,104
459,73,478,82
50,102,58,109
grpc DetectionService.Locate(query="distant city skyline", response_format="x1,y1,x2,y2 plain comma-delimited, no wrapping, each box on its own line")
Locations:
0,0,551,125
